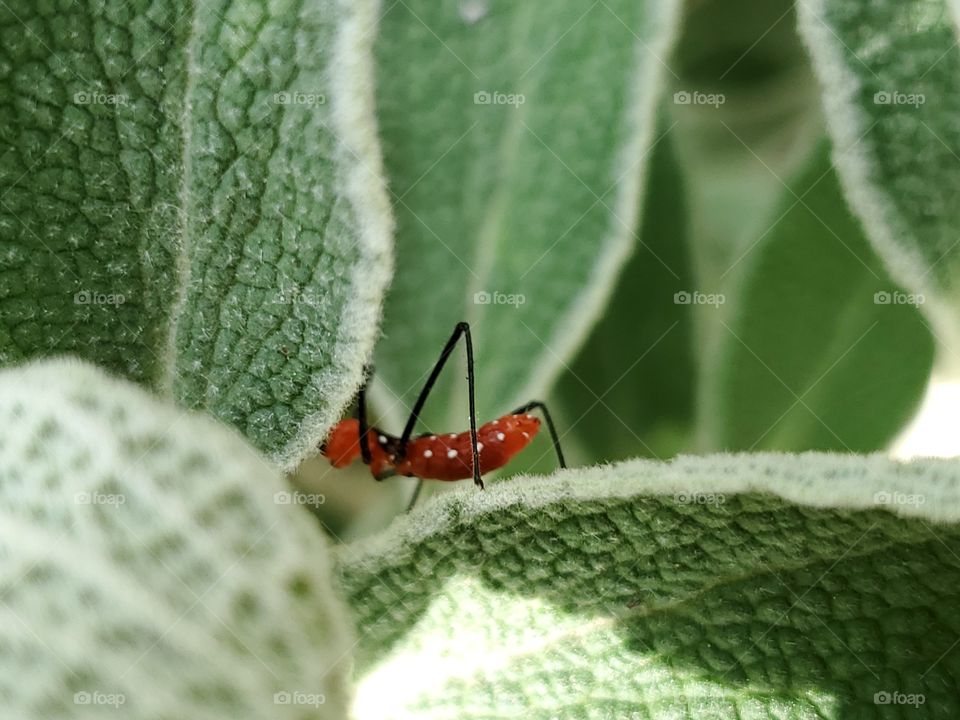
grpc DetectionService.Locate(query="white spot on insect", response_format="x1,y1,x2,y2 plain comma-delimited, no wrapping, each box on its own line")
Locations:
389,454,396,461
476,442,484,452
429,435,437,440
496,432,506,441
447,449,458,458
459,0,488,24
491,419,499,425
448,433,457,439
522,432,530,439
423,449,433,458
525,414,534,420
378,435,387,444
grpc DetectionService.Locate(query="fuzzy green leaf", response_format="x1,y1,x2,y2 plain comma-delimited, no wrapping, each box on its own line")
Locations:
698,145,933,451
339,454,960,718
369,0,683,431
0,0,392,468
797,0,960,353
0,359,352,719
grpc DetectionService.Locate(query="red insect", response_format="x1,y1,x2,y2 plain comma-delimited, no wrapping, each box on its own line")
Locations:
321,322,565,507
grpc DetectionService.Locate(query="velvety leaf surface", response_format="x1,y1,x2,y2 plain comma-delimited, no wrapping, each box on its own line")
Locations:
797,0,960,354
0,359,352,719
0,0,393,468
339,453,960,718
0,0,186,382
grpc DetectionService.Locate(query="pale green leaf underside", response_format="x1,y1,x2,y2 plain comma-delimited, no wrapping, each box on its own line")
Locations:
797,0,960,350
0,359,352,719
370,0,682,431
0,0,392,468
339,454,960,718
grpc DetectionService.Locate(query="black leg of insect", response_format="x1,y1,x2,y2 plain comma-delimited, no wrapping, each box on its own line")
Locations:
397,321,481,509
508,400,567,470
356,365,374,467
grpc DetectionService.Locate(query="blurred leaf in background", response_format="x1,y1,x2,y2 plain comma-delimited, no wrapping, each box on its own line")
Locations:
368,0,684,439
669,0,825,456
549,0,935,465
672,0,824,285
699,146,934,451
554,124,696,465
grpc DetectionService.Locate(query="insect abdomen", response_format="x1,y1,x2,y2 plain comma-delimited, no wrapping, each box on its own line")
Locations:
396,414,540,481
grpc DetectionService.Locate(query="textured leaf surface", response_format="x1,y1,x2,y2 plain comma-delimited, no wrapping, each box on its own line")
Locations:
0,0,184,382
698,146,933,451
339,454,960,718
0,359,352,719
0,0,392,468
369,0,683,431
797,0,960,352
